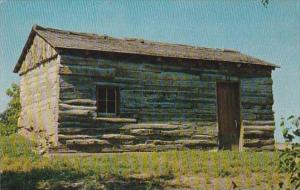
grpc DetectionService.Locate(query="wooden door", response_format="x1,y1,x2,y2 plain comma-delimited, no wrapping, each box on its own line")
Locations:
217,82,240,150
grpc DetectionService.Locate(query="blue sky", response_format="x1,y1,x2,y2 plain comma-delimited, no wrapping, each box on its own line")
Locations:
0,0,299,142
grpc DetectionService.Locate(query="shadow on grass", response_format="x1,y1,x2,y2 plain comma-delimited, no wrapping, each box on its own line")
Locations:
0,168,169,190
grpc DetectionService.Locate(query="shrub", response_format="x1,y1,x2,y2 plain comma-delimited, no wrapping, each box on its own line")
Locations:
0,83,21,136
279,116,300,189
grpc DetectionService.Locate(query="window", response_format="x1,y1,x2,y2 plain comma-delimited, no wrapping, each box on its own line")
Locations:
96,86,119,115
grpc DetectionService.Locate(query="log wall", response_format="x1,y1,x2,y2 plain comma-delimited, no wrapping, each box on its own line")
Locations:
18,35,59,151
55,53,275,152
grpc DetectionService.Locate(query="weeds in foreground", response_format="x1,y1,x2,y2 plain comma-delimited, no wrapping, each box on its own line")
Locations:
0,135,289,189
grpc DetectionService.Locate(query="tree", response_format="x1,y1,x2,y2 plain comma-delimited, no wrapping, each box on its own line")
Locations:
261,0,269,7
0,83,21,136
279,116,300,189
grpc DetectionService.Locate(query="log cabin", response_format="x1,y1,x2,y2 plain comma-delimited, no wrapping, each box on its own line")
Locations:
13,25,278,153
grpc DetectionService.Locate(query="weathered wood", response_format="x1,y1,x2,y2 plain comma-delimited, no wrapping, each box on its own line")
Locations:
59,65,115,78
192,134,216,140
244,130,274,138
59,103,97,111
129,129,159,136
241,97,273,105
17,28,277,153
174,139,217,147
243,120,275,126
58,135,96,143
58,127,121,135
241,77,273,85
243,139,275,147
242,113,274,121
241,107,274,114
243,125,275,132
66,139,110,145
95,117,137,123
59,110,97,118
120,144,157,152
60,99,96,106
122,123,179,130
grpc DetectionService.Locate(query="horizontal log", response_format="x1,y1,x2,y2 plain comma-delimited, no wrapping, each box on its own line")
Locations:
241,83,272,88
241,104,272,110
60,73,217,88
63,78,219,93
243,125,275,132
165,129,217,136
59,65,115,78
243,139,275,147
59,103,97,111
174,139,217,147
160,130,194,137
240,77,273,85
121,100,216,109
243,120,275,126
60,54,271,78
58,134,96,142
58,127,122,135
60,99,96,106
95,117,137,123
60,55,220,74
118,69,201,81
192,134,217,140
242,113,274,121
135,113,217,122
59,91,93,100
244,130,274,138
101,134,136,140
66,139,110,146
58,120,128,130
241,97,273,105
120,108,216,115
122,123,179,130
120,144,157,152
126,126,217,136
59,110,97,118
129,129,158,136
242,109,273,116
146,140,175,145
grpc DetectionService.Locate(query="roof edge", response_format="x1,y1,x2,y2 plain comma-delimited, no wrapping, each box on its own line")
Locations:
13,25,56,73
14,25,279,73
57,46,279,69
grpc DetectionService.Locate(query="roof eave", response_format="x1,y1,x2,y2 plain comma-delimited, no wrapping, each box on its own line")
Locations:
56,47,279,69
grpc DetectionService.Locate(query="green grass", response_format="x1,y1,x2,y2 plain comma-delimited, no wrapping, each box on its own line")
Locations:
0,135,290,189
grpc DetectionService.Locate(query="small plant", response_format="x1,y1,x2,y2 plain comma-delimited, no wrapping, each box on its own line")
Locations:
0,134,38,159
279,116,300,189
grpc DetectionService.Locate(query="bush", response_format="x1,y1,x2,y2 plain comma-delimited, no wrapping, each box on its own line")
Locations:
279,116,300,189
0,83,21,136
0,122,17,136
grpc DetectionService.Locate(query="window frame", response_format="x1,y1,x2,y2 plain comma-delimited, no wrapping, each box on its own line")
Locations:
96,86,120,117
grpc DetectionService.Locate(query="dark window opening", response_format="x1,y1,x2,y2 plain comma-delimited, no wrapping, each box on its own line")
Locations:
96,87,119,115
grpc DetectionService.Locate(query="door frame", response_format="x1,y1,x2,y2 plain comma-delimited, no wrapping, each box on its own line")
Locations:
216,80,242,150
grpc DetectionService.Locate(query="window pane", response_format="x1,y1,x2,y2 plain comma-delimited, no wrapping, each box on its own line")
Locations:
98,100,106,113
107,88,116,101
98,87,106,101
107,101,116,113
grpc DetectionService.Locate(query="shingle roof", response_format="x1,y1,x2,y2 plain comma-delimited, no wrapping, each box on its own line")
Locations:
13,25,278,73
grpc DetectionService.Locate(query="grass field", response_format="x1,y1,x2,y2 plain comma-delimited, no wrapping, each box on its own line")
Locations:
0,135,291,190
